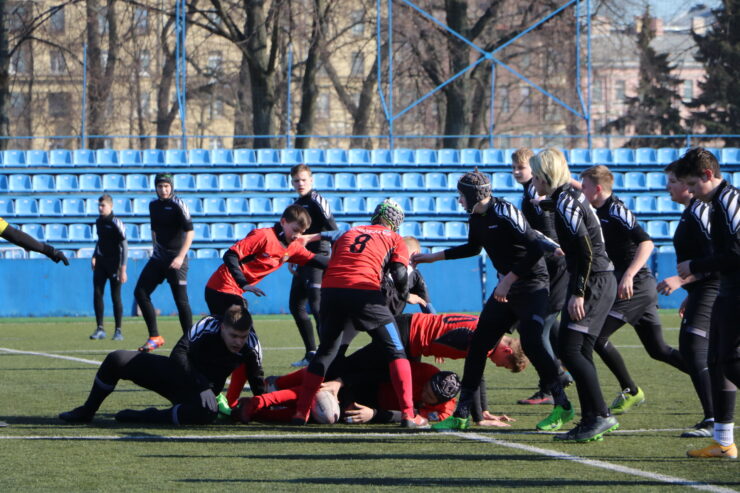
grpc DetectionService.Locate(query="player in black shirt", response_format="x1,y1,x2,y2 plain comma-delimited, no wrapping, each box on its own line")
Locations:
674,148,738,459
89,194,128,341
382,236,435,317
288,165,338,367
133,173,194,352
657,161,718,438
59,305,264,425
530,149,619,443
414,169,574,433
580,165,687,415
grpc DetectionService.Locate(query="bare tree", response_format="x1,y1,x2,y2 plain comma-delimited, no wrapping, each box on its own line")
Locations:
85,0,118,149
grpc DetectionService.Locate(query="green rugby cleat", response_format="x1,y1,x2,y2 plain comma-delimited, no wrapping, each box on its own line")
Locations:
536,405,575,431
431,415,471,431
216,393,232,416
609,387,645,415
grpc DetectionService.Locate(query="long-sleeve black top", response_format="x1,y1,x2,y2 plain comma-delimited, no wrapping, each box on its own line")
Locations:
94,213,128,268
595,194,652,279
294,190,337,255
149,195,193,259
673,198,717,291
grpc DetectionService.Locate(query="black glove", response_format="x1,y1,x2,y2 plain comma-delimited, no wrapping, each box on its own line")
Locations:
43,245,69,266
199,389,217,412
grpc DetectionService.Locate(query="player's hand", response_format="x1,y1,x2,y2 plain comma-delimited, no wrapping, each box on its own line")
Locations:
244,285,265,297
91,257,96,271
678,296,688,318
554,248,565,257
568,295,585,321
677,260,692,279
657,275,682,295
320,380,342,397
477,411,515,427
434,356,445,365
44,246,69,266
411,252,434,266
617,274,634,300
344,402,374,424
119,268,128,284
407,293,427,307
287,263,298,275
169,256,184,270
493,278,512,303
200,389,218,412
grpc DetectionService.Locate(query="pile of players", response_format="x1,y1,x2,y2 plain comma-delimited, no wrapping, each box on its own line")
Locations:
56,148,737,459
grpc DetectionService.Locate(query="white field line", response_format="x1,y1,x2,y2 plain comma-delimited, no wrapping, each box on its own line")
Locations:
0,347,305,354
0,347,103,366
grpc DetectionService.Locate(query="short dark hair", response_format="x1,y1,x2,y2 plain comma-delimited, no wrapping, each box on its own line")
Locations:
673,147,722,180
222,304,252,332
98,193,113,205
281,204,311,230
290,164,311,178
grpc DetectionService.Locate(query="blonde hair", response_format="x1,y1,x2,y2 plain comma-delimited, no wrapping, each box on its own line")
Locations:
508,338,529,373
580,165,614,192
403,236,421,254
511,148,534,166
530,148,571,195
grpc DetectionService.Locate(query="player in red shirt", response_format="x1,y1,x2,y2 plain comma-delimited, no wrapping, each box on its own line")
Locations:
291,199,429,429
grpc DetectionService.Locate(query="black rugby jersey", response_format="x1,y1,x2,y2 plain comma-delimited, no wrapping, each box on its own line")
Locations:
149,195,193,258
94,213,127,267
595,194,652,277
673,198,717,288
294,190,337,255
444,197,549,294
521,179,558,239
549,184,613,297
690,180,740,293
382,267,432,316
170,316,264,395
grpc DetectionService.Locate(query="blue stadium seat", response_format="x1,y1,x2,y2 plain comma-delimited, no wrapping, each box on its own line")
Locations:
379,172,402,191
257,149,279,166
49,149,72,166
705,148,721,160
343,196,366,214
85,198,100,215
45,224,68,242
32,174,55,192
390,196,412,214
657,148,678,165
189,149,211,166
647,220,670,240
2,248,26,258
492,173,517,191
619,195,635,211
9,174,32,192
437,149,460,166
624,172,647,190
422,221,445,239
591,148,612,165
669,220,680,236
3,150,26,167
119,150,141,166
94,149,117,166
27,150,48,166
482,149,506,166
142,149,164,166
613,148,636,165
634,195,657,213
219,173,242,191
335,172,357,190
501,194,523,208
164,149,187,166
370,149,391,166
303,149,325,165
226,197,249,215
193,223,211,241
435,196,459,213
273,197,294,213
412,196,435,214
235,223,256,238
173,173,196,191
234,149,257,166
242,173,265,190
336,222,351,233
182,197,203,216
425,172,447,190
69,224,92,241
130,197,149,215
196,248,219,259
460,149,481,166
126,173,150,192
445,221,468,239
0,198,14,216
196,173,219,192
721,148,740,165
447,172,464,189
635,148,657,165
326,149,348,166
349,149,371,166
733,172,740,189
400,221,422,237
113,197,132,216
21,224,44,240
325,196,342,214
646,172,667,190
211,223,235,241
211,149,234,166
75,248,95,259
281,149,303,165
569,148,591,165
402,172,425,190
366,196,384,214
657,196,682,214
356,173,379,191
658,245,676,254
56,174,79,192
126,224,140,241
102,174,126,191
139,223,151,241
313,172,334,191
79,174,102,191
39,198,62,216
415,149,437,167
612,172,625,191
128,248,151,259
0,174,7,192
62,198,85,216
257,222,275,229
393,149,415,167
203,198,227,215
249,197,273,214
265,173,289,190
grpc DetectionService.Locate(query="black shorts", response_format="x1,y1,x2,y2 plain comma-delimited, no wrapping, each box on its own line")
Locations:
394,313,413,350
205,287,247,317
608,272,659,327
681,281,719,339
561,271,617,336
94,259,121,281
142,254,189,285
294,265,324,288
319,288,394,334
546,256,568,313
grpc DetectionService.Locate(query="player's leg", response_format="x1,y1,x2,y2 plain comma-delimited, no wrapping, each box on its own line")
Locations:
90,266,107,339
679,313,714,436
204,286,246,316
632,279,686,372
165,256,192,335
288,269,317,366
594,314,644,413
133,257,166,345
109,274,123,340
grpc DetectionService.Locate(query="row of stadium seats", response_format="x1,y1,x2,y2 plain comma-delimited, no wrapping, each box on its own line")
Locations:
0,147,733,168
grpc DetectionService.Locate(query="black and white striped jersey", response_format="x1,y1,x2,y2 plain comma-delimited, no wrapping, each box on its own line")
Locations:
595,194,652,277
521,179,558,240
673,198,717,289
294,190,338,255
170,315,264,395
550,184,613,297
94,213,128,268
150,195,194,258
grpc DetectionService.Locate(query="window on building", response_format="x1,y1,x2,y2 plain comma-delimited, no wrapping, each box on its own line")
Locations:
139,50,151,76
134,7,149,34
48,92,70,118
210,96,224,118
350,10,365,37
207,51,223,75
350,52,365,77
139,92,150,118
8,4,29,31
521,87,532,114
615,80,626,101
50,49,67,74
10,44,30,75
10,92,29,119
499,87,510,113
98,7,108,35
318,93,330,118
592,79,603,102
50,7,65,33
683,80,694,101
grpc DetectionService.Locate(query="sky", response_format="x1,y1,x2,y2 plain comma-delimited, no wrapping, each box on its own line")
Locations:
645,0,720,20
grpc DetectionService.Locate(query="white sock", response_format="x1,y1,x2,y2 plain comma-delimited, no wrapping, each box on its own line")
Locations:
714,422,734,446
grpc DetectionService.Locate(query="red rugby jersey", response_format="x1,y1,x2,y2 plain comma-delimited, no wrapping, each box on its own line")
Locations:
206,226,314,295
321,224,409,290
408,312,487,360
377,362,456,421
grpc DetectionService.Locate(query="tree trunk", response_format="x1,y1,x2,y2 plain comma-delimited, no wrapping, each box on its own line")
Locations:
0,0,9,150
233,53,252,148
295,0,327,149
442,0,471,149
245,0,277,148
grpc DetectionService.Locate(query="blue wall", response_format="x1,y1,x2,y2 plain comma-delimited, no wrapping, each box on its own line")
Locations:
0,252,682,318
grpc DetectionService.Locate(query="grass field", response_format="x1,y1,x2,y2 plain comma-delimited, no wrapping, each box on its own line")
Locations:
0,312,738,492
